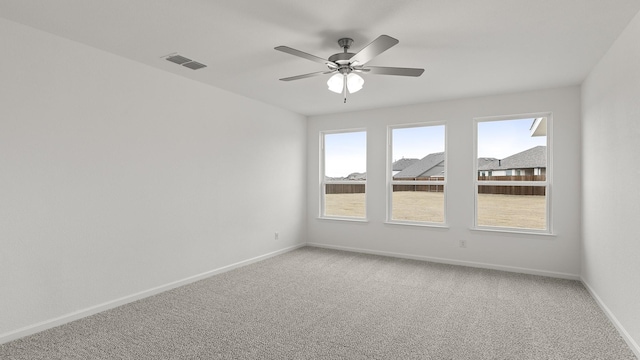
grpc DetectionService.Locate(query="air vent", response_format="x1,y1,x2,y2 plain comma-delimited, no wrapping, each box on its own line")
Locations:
164,53,207,70
182,61,207,70
166,54,192,65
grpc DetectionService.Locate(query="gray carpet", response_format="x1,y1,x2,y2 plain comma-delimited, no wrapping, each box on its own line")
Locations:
1,247,636,359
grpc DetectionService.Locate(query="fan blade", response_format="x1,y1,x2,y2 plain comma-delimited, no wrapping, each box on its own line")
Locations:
275,46,336,68
349,35,399,66
279,70,335,81
364,66,424,77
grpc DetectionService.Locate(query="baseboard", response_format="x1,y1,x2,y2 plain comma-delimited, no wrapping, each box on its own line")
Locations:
581,278,640,358
0,243,305,345
306,242,580,280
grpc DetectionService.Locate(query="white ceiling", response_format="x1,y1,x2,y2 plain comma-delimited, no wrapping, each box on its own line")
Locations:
1,0,639,116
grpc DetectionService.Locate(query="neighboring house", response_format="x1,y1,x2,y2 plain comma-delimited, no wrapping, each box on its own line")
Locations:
345,172,366,180
478,145,546,176
392,158,419,176
478,157,498,169
325,158,423,180
393,153,501,180
325,172,366,181
394,152,445,179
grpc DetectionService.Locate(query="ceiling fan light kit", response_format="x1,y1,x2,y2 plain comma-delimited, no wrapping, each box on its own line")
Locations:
275,35,424,103
327,73,364,94
346,73,364,92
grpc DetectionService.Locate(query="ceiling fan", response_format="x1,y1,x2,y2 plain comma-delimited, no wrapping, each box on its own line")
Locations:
275,35,424,103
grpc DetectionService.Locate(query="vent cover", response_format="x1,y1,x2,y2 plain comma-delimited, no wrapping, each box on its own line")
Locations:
166,54,192,65
164,54,207,70
182,61,207,70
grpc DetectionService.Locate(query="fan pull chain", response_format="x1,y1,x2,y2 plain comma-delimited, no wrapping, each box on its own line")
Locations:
343,74,348,103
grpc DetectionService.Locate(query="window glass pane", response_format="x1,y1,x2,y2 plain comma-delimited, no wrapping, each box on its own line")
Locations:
323,131,366,218
477,186,546,230
391,125,445,223
324,132,366,180
392,125,445,180
324,184,366,218
392,185,444,222
477,117,546,181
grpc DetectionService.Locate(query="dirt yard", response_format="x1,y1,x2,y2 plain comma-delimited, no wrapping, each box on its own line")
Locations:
324,193,366,218
324,192,546,229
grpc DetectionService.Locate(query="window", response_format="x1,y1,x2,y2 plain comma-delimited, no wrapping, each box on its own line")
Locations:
474,114,551,232
321,130,366,219
388,124,446,224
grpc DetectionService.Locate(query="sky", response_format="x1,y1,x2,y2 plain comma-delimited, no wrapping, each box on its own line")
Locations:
392,125,445,161
324,118,546,178
477,118,546,158
324,131,367,178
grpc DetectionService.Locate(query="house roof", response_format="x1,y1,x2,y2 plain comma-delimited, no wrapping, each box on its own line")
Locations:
346,172,366,180
478,157,498,168
394,152,444,179
479,146,546,171
394,153,506,179
392,158,419,171
530,117,547,137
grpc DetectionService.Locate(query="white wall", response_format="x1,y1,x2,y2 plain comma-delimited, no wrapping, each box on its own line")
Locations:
307,87,581,277
581,10,640,354
0,18,306,339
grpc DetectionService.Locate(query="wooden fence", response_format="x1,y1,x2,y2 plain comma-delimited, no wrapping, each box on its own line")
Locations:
477,175,546,181
393,184,444,192
393,176,444,193
477,175,546,196
325,183,366,194
478,185,545,196
325,175,546,195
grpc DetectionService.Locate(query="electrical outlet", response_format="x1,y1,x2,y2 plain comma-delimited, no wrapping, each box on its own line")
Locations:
459,239,467,248
274,232,279,240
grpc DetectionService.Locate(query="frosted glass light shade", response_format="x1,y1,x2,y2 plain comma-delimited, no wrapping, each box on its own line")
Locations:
327,73,344,93
327,73,365,94
346,73,364,93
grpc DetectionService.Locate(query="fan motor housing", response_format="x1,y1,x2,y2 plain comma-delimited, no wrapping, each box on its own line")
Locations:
329,37,356,64
328,52,355,64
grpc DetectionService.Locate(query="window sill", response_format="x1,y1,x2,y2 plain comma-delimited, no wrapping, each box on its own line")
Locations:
385,221,449,229
317,216,369,223
470,227,556,237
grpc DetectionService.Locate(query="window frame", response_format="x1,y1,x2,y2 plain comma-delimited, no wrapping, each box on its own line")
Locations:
386,122,448,227
320,129,368,221
473,112,553,234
